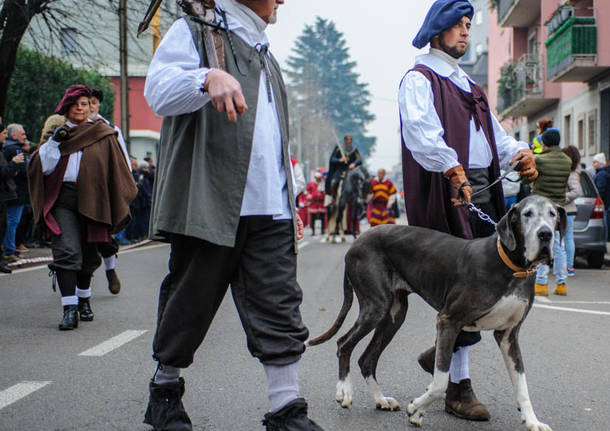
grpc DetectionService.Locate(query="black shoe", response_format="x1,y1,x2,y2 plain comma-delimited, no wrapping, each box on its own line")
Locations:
262,398,324,431
106,269,121,295
144,377,192,431
58,305,79,330
0,262,11,274
78,298,94,321
417,346,435,375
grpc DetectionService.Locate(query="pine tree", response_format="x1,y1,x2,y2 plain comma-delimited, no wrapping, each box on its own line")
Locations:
285,17,375,170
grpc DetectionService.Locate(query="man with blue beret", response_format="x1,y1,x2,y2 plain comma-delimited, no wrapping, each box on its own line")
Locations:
398,0,538,422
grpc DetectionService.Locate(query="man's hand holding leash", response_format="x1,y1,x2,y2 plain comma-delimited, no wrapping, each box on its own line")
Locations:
511,149,538,181
444,164,471,206
203,69,248,122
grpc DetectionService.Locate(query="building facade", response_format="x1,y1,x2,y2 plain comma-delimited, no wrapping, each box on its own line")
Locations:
488,0,610,164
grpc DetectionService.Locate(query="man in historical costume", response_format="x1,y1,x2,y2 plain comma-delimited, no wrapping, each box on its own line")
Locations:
142,1,322,430
325,135,362,199
28,85,137,330
399,0,538,421
368,168,396,227
305,171,326,235
89,88,130,294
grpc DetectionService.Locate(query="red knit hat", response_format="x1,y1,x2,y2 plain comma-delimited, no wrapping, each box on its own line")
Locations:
55,85,92,115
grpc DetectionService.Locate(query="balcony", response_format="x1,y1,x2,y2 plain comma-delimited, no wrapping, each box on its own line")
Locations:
497,0,540,27
545,16,608,82
497,54,558,118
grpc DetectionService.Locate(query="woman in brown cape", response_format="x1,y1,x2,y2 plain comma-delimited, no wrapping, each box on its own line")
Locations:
28,85,137,330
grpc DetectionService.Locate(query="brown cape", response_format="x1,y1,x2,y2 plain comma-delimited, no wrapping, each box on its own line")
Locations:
28,119,137,238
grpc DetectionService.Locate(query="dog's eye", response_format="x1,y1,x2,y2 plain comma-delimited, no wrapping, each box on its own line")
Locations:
550,210,556,217
524,210,533,217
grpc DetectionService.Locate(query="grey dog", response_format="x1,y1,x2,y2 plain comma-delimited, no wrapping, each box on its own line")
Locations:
308,195,566,430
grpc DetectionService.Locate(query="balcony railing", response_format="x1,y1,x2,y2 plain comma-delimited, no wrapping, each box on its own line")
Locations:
545,16,602,82
497,54,558,118
497,0,516,24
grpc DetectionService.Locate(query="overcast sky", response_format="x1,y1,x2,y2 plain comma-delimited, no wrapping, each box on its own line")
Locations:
266,0,437,172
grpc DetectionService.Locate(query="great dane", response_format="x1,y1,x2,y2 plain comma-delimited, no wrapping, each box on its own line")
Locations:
308,195,566,430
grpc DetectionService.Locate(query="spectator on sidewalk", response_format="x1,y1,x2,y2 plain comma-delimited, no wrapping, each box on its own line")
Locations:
562,146,582,277
592,153,610,242
0,123,25,273
527,128,572,296
2,124,30,262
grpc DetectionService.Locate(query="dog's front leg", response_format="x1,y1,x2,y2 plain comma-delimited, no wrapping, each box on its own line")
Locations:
494,328,552,431
407,314,458,427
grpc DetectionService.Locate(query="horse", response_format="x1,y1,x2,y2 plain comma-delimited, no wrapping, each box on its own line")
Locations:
325,165,370,243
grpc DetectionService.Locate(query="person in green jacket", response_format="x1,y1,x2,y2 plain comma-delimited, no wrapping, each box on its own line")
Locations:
528,128,572,296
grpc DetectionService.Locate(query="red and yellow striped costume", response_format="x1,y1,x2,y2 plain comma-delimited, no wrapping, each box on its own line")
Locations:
369,179,397,226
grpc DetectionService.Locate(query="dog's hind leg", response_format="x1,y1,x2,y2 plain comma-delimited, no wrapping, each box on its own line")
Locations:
407,314,460,427
494,328,552,431
358,290,408,412
335,305,387,409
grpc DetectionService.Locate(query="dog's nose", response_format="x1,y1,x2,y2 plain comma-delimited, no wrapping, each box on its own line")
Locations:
537,229,552,242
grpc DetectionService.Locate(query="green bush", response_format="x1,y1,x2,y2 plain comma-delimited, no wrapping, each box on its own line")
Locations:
4,48,115,144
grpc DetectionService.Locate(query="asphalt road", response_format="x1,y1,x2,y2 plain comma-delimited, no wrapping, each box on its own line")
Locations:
1,233,609,431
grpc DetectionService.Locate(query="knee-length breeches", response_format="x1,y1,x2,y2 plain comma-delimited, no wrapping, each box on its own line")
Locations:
153,216,309,368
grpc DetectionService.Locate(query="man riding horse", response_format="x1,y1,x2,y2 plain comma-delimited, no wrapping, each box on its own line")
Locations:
325,135,363,202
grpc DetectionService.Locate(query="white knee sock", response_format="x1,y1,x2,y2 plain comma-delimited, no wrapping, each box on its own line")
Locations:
104,255,116,271
76,288,92,299
61,295,78,306
264,361,300,413
449,346,470,383
153,363,180,385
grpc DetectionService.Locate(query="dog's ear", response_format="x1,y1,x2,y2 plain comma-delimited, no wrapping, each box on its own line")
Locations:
556,205,568,242
496,206,517,251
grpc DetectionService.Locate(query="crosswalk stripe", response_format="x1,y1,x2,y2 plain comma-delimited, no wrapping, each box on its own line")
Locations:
79,330,148,357
0,381,51,410
298,241,310,250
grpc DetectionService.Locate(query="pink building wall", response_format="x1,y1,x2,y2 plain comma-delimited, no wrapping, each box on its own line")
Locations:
110,77,162,133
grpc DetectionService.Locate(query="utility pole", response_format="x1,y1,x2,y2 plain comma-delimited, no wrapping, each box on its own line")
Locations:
119,0,130,152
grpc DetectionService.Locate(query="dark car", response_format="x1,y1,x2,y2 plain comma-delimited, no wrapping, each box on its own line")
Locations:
574,170,607,268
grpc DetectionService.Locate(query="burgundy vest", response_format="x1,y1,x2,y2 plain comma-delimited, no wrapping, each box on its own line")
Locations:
400,64,505,239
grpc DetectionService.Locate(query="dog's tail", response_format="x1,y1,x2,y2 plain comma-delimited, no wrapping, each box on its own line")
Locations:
306,269,354,347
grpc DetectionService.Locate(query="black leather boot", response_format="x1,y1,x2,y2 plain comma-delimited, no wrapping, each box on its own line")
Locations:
144,377,192,431
58,305,79,330
78,297,94,321
106,269,121,294
262,398,324,431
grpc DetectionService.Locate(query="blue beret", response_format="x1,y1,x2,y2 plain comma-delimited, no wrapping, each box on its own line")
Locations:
412,0,474,49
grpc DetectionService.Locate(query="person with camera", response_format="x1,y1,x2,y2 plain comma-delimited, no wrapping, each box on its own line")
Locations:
0,123,25,273
2,123,30,262
27,85,137,330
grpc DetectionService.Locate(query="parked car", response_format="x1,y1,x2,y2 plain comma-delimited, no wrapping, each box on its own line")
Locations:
574,170,607,268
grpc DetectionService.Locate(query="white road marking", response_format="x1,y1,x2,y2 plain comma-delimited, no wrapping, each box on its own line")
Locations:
540,300,610,305
0,381,51,410
535,297,552,303
2,243,169,276
533,304,610,316
79,330,148,357
298,241,310,250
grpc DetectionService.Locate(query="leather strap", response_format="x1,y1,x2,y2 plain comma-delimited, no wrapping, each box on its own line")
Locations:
496,236,537,278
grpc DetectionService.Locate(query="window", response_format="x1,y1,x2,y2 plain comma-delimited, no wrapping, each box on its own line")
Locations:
587,110,597,156
577,119,585,152
515,131,521,141
528,130,536,142
528,31,538,57
475,43,484,57
60,27,78,56
563,114,571,147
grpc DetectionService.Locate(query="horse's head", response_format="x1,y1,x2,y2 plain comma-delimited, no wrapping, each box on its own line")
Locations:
345,166,370,206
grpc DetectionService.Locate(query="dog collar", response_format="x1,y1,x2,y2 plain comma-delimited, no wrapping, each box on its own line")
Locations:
496,237,537,278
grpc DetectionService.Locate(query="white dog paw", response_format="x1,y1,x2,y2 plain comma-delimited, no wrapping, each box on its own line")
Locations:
407,401,425,427
336,379,353,409
375,396,400,411
526,421,552,431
